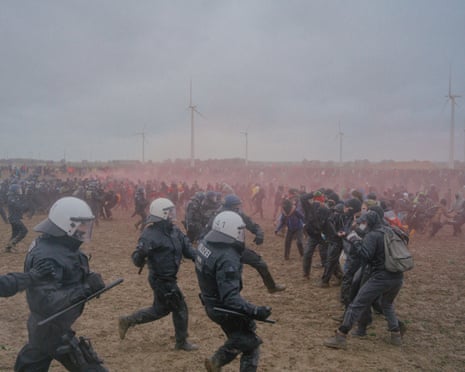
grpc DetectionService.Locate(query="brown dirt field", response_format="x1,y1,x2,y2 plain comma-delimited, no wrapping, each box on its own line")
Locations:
1,209,465,372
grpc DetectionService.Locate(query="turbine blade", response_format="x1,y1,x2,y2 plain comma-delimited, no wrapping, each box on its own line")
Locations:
448,64,452,97
194,108,205,118
189,79,193,106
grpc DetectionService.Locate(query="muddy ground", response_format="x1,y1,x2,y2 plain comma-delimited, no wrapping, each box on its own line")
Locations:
1,208,465,371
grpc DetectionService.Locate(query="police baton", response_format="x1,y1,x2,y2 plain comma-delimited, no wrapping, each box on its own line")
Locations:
213,307,276,324
38,278,124,326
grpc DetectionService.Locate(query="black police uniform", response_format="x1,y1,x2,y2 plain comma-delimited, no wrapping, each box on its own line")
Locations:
204,207,284,293
6,192,28,250
120,220,197,349
15,235,107,372
195,239,266,371
0,272,36,297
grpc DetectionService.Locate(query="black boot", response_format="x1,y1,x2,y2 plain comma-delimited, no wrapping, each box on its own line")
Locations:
257,266,286,293
118,316,135,340
204,357,222,372
175,340,199,351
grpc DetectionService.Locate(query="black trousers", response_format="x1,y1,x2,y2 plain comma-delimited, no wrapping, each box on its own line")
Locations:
206,307,262,372
302,235,327,277
339,271,403,334
284,229,304,259
126,279,189,344
9,221,28,245
321,240,343,284
241,247,277,290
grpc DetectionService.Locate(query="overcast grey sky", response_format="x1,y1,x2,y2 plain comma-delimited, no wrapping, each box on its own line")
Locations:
1,0,464,163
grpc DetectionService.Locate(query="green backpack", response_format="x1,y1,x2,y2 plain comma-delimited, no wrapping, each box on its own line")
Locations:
378,225,414,273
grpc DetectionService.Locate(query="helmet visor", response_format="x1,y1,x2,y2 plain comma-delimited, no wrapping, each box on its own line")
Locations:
71,218,94,242
165,207,176,221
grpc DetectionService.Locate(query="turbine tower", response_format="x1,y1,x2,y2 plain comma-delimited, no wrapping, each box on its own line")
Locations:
241,130,249,166
135,128,147,163
188,80,203,168
446,68,461,169
336,123,344,166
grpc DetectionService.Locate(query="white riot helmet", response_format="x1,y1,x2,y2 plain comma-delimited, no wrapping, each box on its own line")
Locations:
147,197,176,223
205,211,246,245
34,197,95,242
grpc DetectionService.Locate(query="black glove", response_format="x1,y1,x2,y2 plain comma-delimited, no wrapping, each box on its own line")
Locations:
137,241,150,256
85,272,105,295
253,306,272,321
29,261,55,281
253,236,264,245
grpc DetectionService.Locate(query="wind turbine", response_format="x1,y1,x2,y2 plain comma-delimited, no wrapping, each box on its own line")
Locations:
188,80,204,168
335,122,344,166
445,68,461,169
135,127,147,163
240,130,249,166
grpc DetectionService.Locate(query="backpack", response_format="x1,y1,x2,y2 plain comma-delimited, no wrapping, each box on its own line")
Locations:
378,225,414,273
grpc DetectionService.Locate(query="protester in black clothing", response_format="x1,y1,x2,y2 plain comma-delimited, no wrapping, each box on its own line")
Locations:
275,198,305,260
0,180,8,223
118,198,198,351
200,191,220,227
324,210,405,349
205,194,286,294
320,202,345,287
196,211,272,372
0,262,54,297
101,190,118,220
183,191,205,243
338,198,363,306
132,186,149,231
300,191,334,281
15,196,108,371
5,184,29,252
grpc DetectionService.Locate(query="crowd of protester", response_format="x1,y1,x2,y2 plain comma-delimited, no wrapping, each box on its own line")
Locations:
1,159,465,370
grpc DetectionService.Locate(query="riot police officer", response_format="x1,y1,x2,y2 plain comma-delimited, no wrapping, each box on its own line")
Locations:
118,198,198,351
205,194,286,294
5,183,29,252
196,211,272,372
15,196,108,371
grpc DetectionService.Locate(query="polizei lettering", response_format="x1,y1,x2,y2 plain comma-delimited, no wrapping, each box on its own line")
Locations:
198,244,212,259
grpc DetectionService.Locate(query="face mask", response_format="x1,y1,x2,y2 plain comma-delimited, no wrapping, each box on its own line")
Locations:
359,223,367,231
